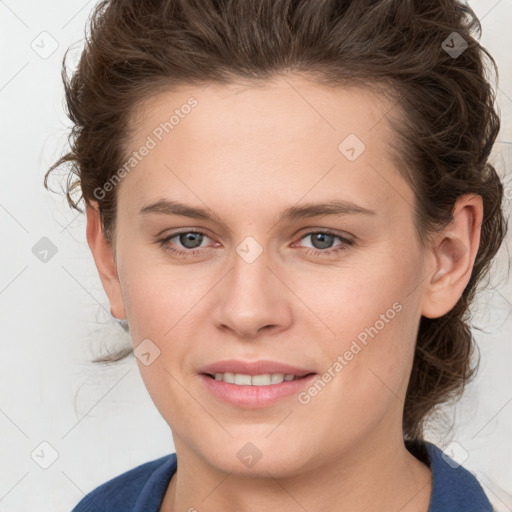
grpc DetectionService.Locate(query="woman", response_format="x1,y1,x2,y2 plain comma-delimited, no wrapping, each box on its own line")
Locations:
45,0,506,510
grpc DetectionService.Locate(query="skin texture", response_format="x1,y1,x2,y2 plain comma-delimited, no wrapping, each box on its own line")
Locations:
86,74,483,512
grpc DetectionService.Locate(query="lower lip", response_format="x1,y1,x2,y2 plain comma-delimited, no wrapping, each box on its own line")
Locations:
199,373,317,408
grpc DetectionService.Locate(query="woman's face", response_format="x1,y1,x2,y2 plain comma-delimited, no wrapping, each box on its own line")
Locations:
101,75,435,475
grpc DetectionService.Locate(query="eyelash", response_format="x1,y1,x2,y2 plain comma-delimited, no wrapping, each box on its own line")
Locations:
157,229,354,258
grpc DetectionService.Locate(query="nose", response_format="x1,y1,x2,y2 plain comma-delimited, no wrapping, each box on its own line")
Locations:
212,246,293,340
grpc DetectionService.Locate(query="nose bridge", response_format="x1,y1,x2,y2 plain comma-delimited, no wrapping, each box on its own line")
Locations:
214,235,291,338
232,236,271,290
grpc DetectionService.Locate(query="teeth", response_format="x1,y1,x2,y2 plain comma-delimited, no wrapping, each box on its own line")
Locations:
234,373,252,385
271,373,285,384
222,372,235,383
213,372,298,386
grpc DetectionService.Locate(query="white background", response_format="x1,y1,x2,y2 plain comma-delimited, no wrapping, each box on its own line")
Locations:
1,0,511,510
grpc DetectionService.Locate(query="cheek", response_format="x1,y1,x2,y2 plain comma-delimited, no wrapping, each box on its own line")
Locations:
300,243,423,405
341,300,416,394
294,299,418,456
117,255,216,401
119,251,208,338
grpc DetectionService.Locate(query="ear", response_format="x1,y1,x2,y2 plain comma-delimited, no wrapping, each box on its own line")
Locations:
421,193,483,319
85,201,126,320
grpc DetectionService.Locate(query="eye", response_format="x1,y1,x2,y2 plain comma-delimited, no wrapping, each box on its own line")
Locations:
158,230,214,257
157,229,354,258
295,230,354,256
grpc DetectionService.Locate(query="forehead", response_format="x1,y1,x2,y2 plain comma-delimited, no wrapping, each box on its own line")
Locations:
129,75,396,149
119,75,412,220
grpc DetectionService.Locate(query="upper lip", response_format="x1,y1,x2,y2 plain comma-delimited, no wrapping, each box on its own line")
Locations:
199,359,315,377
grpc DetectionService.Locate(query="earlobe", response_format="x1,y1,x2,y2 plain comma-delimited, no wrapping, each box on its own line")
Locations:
421,194,483,319
85,202,127,320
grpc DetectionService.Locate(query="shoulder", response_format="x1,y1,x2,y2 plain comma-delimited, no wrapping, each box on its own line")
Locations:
70,453,177,512
407,440,493,512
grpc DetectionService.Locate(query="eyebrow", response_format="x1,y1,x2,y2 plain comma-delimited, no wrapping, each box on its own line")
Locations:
139,199,376,223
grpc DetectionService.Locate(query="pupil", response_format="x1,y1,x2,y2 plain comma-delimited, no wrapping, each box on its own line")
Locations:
313,233,333,249
181,232,202,249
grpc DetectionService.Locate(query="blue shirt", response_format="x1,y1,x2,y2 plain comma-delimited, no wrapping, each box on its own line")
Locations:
71,441,493,511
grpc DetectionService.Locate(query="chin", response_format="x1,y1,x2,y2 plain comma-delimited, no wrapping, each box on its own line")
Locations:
197,438,313,479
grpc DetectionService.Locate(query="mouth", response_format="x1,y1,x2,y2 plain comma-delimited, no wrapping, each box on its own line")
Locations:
198,359,315,379
198,359,317,407
202,372,316,386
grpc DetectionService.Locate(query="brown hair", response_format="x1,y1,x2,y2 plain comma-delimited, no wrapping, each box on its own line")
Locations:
44,0,507,440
